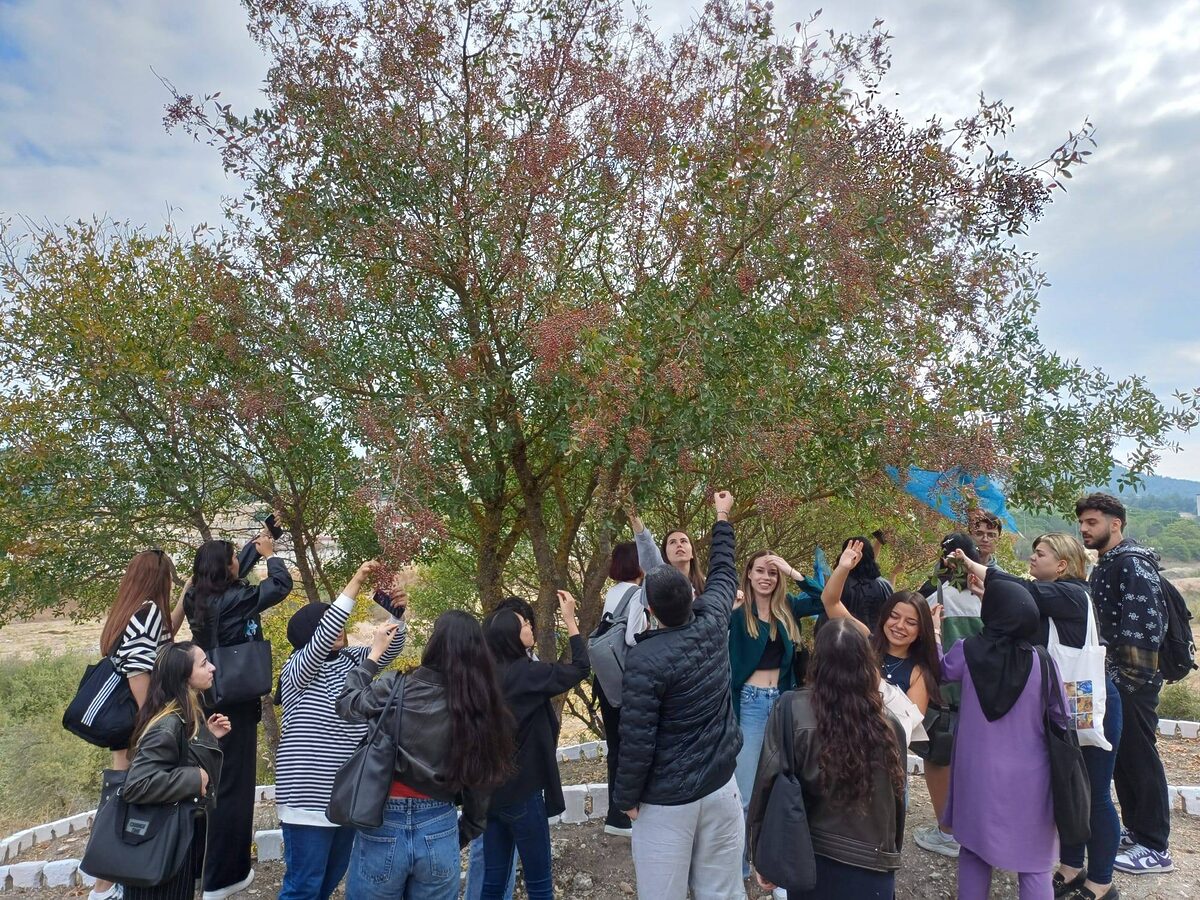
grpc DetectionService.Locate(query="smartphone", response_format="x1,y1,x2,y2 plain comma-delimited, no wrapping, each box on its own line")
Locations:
264,514,284,539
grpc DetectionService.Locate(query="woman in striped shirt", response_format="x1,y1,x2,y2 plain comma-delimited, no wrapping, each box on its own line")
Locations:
275,560,407,900
89,549,179,900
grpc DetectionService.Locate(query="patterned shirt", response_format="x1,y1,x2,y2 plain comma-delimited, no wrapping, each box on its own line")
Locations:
1089,540,1166,690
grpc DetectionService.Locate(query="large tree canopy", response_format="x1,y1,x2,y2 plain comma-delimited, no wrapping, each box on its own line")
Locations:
1,1,1195,640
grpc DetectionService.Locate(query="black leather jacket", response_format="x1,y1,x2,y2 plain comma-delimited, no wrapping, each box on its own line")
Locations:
185,540,293,651
337,661,489,846
748,690,906,873
123,713,223,808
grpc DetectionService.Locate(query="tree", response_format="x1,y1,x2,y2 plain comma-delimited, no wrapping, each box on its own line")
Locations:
154,0,1197,651
0,220,372,620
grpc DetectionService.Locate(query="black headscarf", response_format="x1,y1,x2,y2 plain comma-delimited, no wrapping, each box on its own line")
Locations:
964,578,1039,721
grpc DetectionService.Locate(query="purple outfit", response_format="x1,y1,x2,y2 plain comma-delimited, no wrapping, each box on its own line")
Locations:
942,639,1069,874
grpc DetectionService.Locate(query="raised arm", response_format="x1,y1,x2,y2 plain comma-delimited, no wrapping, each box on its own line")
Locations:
820,541,871,638
693,491,737,623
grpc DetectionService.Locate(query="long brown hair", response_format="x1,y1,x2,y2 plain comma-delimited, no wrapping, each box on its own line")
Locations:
739,551,801,643
870,591,942,705
660,529,706,594
101,550,176,655
130,641,206,749
809,618,906,808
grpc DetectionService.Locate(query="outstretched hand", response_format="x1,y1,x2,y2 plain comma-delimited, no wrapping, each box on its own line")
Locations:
713,490,734,519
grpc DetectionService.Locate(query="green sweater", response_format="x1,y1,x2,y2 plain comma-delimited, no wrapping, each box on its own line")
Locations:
728,591,822,717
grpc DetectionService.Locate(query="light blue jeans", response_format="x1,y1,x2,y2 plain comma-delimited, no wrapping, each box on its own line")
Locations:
464,831,516,900
734,683,781,879
346,798,461,900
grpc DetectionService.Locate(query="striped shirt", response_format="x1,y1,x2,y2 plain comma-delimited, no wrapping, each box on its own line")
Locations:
113,602,170,676
275,595,406,826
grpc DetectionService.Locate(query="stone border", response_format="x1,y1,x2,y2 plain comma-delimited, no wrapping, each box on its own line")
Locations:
5,733,1200,891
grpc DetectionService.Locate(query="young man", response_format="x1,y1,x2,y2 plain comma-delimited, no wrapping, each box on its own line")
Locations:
1077,492,1173,874
614,490,745,900
968,509,1003,569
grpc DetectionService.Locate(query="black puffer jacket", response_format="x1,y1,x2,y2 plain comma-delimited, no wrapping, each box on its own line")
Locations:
613,518,741,810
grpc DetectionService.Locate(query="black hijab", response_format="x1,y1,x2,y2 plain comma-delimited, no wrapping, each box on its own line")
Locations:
286,602,341,661
964,578,1040,722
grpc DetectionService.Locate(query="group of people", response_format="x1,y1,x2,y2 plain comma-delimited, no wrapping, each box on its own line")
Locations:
80,489,1178,900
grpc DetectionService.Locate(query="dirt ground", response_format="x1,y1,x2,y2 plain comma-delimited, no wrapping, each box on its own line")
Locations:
9,748,1200,899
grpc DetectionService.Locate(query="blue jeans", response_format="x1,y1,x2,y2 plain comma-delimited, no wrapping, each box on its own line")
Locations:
734,684,780,878
347,798,461,900
464,833,516,900
1061,677,1123,884
280,823,355,900
481,789,553,900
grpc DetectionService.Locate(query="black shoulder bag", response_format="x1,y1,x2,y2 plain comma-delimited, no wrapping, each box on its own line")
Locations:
63,645,138,749
327,672,407,828
81,717,203,887
204,599,273,707
751,694,817,893
1036,646,1091,846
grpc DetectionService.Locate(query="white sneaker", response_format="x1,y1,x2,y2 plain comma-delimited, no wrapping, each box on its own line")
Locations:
914,824,961,858
88,886,123,900
201,869,255,900
1113,844,1173,875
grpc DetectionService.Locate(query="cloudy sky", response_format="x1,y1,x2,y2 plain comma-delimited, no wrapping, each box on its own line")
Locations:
2,0,1198,479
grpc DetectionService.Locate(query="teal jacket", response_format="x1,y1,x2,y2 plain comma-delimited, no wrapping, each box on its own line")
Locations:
729,590,822,717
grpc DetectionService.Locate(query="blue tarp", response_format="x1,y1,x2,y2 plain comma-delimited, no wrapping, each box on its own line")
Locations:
885,466,1021,534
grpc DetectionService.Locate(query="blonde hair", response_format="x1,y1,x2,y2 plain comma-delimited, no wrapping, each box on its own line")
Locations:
1032,532,1089,581
740,551,802,644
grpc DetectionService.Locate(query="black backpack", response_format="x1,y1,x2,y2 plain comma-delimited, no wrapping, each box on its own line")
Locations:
1157,575,1197,683
1115,549,1197,683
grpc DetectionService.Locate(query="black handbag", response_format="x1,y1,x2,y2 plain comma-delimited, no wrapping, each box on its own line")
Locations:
204,602,273,707
1036,646,1091,846
916,703,958,765
751,694,817,893
81,722,203,887
327,672,407,828
63,653,138,749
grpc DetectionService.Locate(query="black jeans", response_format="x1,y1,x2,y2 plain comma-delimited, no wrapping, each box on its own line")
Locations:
204,701,258,892
595,678,630,829
1113,679,1171,852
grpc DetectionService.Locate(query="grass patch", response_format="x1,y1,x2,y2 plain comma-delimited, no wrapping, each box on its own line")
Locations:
0,653,109,836
1160,677,1200,722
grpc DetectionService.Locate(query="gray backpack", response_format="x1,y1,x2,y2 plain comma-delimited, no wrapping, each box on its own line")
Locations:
588,584,642,708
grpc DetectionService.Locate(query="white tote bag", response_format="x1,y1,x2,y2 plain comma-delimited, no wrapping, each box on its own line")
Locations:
1047,602,1111,751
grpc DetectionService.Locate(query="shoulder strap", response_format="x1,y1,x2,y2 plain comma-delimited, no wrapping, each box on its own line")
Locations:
367,671,407,748
613,584,641,621
779,692,797,777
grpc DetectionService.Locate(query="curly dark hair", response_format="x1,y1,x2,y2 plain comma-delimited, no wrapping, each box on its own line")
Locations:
1075,492,1127,527
809,618,906,809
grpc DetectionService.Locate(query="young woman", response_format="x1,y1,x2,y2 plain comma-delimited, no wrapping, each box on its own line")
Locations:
482,591,591,899
822,540,942,716
90,549,179,900
336,611,515,900
183,529,293,899
954,536,1121,900
595,542,644,836
939,576,1070,899
729,550,820,886
122,642,230,900
274,561,408,900
747,618,907,899
625,500,705,646
826,536,892,627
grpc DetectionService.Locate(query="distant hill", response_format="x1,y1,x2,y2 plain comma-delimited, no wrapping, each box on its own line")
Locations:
1098,467,1200,514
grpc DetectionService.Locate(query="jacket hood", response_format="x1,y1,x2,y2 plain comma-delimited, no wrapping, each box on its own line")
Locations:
1100,539,1161,568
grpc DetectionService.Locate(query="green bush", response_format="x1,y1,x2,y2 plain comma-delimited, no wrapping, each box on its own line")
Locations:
0,653,110,835
1159,678,1200,722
